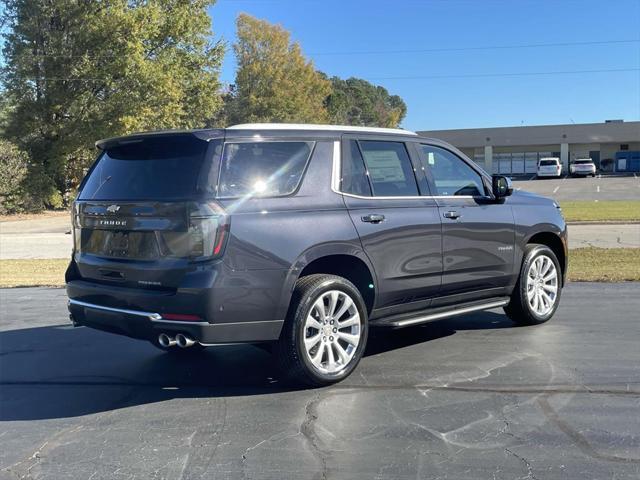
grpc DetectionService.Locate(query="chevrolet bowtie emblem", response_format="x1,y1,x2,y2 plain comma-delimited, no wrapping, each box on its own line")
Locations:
106,204,121,213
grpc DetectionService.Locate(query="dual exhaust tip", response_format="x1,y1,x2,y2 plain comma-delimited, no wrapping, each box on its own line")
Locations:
158,333,196,348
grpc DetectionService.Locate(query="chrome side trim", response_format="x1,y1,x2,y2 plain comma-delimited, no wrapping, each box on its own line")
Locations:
390,299,509,327
68,299,211,325
69,299,163,321
68,299,285,327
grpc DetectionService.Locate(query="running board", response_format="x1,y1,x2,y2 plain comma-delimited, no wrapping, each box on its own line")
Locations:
372,298,510,328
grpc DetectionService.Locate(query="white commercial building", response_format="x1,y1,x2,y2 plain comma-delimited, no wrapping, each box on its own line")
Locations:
419,120,640,175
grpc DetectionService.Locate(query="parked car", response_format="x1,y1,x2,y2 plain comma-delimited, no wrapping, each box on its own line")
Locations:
570,158,597,177
537,157,563,178
66,124,568,386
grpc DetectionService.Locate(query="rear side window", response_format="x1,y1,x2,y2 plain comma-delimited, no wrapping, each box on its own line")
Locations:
218,141,313,197
358,141,419,197
341,140,372,196
80,136,212,201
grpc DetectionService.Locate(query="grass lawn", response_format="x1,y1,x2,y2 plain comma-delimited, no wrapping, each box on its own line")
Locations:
1,248,639,288
567,247,640,282
560,201,640,223
0,259,68,288
0,210,69,222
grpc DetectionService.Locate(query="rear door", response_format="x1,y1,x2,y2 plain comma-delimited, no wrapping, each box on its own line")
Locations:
417,143,515,302
73,133,224,290
339,135,442,311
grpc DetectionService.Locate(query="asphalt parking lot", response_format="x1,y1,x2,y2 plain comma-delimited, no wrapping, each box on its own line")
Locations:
1,284,639,479
512,174,640,202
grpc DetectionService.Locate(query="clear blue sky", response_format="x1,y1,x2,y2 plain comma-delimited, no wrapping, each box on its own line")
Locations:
209,0,640,131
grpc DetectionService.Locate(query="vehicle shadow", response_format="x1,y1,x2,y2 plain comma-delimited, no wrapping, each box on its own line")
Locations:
0,311,519,421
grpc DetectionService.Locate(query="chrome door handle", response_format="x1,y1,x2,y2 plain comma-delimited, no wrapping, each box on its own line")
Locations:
443,211,461,220
361,214,385,224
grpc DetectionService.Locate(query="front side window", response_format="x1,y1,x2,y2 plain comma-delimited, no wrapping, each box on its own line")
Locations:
420,145,485,197
358,141,419,197
218,141,313,197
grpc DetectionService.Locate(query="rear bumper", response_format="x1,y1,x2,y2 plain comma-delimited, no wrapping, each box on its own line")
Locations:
537,171,561,177
66,281,284,344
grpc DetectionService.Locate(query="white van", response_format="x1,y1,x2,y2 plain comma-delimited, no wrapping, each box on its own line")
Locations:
537,157,562,178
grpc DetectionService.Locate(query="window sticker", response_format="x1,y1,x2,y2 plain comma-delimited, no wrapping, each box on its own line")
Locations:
362,150,406,182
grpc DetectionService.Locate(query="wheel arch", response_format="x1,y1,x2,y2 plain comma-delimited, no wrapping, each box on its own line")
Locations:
526,231,567,286
277,245,378,319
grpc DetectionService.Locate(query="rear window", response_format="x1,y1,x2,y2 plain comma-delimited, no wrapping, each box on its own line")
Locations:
79,136,213,201
539,160,558,166
574,159,593,164
218,141,313,197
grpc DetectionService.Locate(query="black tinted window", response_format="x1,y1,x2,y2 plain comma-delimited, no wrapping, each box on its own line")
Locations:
341,140,372,196
420,145,485,196
359,141,419,197
80,136,211,201
218,141,313,197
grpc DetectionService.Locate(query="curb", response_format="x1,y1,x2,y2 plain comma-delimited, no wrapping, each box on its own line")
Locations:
567,221,640,226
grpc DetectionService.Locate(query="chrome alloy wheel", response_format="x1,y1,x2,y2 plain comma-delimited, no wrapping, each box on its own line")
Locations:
303,290,362,374
526,254,558,316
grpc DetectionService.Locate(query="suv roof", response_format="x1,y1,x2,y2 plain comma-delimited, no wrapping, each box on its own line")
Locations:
96,124,419,149
227,123,418,136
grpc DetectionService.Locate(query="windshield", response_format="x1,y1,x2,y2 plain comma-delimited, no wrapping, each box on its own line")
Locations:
79,135,214,201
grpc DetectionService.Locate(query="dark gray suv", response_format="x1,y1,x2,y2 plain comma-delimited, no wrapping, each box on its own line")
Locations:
66,124,568,385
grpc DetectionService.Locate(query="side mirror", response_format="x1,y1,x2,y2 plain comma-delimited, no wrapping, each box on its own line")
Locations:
492,175,513,198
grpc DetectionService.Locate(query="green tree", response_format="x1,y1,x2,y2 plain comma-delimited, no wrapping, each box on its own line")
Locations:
1,0,224,210
0,138,28,214
227,13,331,124
325,77,407,128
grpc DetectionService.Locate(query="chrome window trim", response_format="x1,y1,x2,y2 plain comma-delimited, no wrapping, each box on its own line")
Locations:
330,140,477,200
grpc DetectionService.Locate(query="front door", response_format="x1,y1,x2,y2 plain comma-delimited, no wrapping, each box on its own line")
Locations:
339,137,442,311
417,143,515,300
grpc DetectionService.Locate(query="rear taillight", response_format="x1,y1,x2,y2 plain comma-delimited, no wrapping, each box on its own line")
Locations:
72,202,81,253
187,202,229,261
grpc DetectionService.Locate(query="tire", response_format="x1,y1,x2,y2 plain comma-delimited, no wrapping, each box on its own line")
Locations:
149,337,205,355
275,274,369,386
504,244,562,325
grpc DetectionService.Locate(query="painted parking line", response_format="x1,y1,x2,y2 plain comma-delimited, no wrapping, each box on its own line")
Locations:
553,185,560,194
528,174,537,181
596,185,600,193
